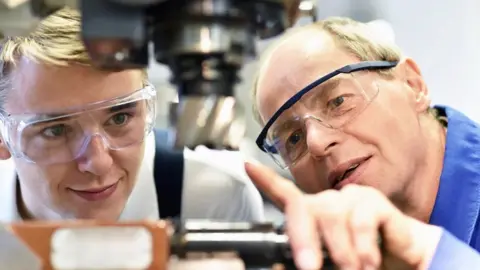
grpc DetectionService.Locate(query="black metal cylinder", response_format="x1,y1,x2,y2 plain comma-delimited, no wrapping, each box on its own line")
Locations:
169,221,337,269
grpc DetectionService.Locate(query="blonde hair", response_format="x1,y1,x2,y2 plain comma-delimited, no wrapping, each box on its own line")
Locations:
0,7,147,109
251,17,403,124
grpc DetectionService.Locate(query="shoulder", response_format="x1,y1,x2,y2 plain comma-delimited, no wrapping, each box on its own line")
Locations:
0,159,20,221
145,131,255,189
183,146,251,184
181,146,265,221
145,131,264,221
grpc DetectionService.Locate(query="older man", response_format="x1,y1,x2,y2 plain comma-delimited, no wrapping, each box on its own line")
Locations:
246,17,480,269
0,8,264,223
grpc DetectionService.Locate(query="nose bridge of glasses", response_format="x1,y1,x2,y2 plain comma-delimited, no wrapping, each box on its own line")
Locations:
298,115,336,151
301,114,341,155
302,114,333,129
74,111,111,153
77,132,110,157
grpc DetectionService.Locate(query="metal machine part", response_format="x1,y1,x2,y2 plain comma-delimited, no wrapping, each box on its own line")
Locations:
170,220,337,269
2,220,338,270
30,0,308,150
168,96,246,149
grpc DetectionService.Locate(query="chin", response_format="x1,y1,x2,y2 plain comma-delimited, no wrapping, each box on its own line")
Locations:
73,204,124,221
77,212,120,221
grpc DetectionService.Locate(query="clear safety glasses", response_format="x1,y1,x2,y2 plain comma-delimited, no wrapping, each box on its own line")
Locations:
256,61,398,169
0,84,157,165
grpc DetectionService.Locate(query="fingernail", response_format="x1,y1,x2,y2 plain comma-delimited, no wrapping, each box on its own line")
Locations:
296,249,321,270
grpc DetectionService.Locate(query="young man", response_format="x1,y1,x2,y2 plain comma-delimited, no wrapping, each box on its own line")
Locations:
247,17,480,269
0,8,264,222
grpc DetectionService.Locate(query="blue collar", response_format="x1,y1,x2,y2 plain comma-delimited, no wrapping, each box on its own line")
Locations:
430,106,480,244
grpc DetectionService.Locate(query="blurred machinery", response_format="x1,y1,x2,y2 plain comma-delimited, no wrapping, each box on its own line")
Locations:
0,220,336,270
0,3,391,269
20,2,325,268
30,0,316,150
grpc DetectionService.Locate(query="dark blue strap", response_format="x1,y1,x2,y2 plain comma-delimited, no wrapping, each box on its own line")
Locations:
153,129,184,219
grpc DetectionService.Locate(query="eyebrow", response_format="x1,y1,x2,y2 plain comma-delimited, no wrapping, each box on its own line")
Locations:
27,101,140,123
271,118,298,138
317,77,341,92
311,77,341,98
269,77,345,138
303,77,342,108
26,115,73,127
108,101,139,113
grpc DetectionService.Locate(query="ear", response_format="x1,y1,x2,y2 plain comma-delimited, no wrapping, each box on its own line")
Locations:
399,58,431,112
0,136,11,160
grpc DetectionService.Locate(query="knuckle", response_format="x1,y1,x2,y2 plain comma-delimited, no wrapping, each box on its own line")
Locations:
350,198,379,228
351,211,375,233
357,248,379,267
316,189,341,203
354,235,382,267
322,208,344,224
328,249,358,269
320,189,340,197
310,190,345,216
340,183,360,194
306,190,333,205
342,184,385,200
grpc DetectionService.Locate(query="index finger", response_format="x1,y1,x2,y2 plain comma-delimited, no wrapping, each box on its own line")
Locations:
244,162,303,210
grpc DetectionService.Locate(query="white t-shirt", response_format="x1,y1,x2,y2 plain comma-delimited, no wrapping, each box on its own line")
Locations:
0,133,265,222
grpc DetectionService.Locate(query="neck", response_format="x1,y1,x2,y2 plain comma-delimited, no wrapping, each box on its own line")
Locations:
399,117,447,223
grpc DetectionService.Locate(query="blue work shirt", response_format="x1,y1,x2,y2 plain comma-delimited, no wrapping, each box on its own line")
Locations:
428,106,480,268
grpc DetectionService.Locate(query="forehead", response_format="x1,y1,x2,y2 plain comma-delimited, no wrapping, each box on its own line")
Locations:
256,28,359,123
6,57,143,115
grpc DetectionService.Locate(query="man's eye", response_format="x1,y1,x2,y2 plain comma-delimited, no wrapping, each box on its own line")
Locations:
327,96,345,108
286,130,303,146
108,113,131,126
42,125,66,137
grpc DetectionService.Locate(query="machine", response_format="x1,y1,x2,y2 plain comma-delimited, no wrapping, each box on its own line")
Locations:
18,2,333,270
29,0,315,150
0,220,338,269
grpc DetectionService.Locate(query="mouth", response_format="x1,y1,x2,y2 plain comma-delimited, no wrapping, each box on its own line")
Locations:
69,182,119,202
330,157,371,189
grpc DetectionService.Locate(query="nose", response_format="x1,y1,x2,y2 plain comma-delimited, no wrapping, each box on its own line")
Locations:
304,120,339,159
76,134,113,176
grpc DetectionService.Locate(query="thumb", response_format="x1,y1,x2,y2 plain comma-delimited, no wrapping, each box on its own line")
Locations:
381,211,441,269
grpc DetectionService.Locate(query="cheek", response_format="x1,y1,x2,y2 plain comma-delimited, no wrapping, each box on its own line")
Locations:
111,144,145,181
347,91,422,163
15,161,68,199
289,159,329,193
